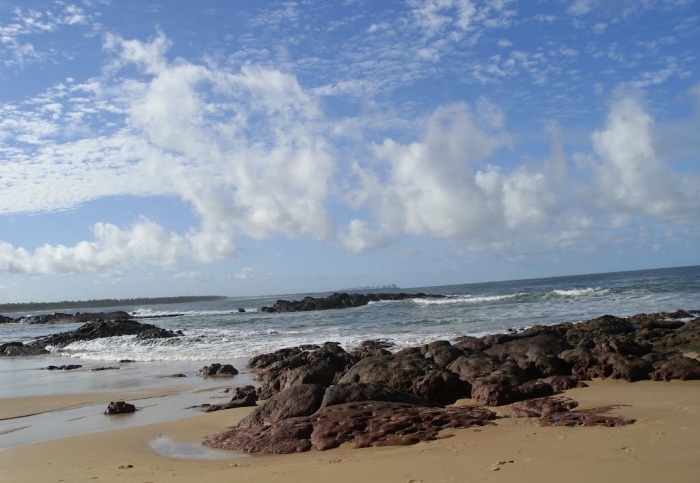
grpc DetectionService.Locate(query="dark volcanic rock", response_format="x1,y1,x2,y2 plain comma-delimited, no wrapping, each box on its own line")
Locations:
320,382,439,408
236,384,326,429
338,354,460,405
104,401,136,414
447,353,501,384
651,357,700,381
17,311,133,325
201,385,259,412
349,340,393,359
508,397,579,417
485,334,571,361
598,353,653,382
0,341,49,356
32,319,179,349
649,318,700,352
424,344,465,368
259,292,445,313
539,406,635,427
542,375,587,391
565,315,636,346
45,364,82,370
197,363,239,377
203,401,496,454
0,315,13,324
256,343,358,398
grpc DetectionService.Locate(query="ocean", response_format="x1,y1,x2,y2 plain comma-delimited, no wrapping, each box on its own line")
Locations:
0,265,698,449
2,265,699,363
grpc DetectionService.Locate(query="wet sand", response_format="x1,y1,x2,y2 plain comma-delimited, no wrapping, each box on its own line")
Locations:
1,379,699,483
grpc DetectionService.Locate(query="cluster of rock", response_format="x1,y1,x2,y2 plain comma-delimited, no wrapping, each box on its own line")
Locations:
0,318,182,356
259,292,445,313
1,311,134,325
203,310,699,454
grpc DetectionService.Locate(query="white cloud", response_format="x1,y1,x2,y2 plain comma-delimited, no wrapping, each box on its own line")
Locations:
588,95,699,219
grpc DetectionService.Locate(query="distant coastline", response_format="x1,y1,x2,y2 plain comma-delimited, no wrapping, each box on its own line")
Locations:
338,284,400,291
0,295,227,314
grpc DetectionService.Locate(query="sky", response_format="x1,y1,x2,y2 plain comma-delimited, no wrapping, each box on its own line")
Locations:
0,0,699,302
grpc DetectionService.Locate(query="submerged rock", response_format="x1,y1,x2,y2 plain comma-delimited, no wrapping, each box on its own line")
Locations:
104,401,136,415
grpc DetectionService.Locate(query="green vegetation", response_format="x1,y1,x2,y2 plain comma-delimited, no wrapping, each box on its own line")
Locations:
0,295,227,313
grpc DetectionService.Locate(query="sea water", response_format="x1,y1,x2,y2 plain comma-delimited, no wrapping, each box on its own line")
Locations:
2,265,699,363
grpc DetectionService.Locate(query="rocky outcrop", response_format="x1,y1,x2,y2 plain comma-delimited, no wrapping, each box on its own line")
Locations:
14,311,134,325
0,319,180,356
204,401,496,454
320,382,439,408
259,292,445,313
651,357,700,381
338,353,460,405
0,315,13,324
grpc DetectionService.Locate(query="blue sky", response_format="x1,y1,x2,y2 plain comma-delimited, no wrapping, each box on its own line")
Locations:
0,0,699,302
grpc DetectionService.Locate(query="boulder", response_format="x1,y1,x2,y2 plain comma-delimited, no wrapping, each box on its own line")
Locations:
542,375,587,391
236,384,326,429
651,357,700,381
197,363,239,377
105,401,136,415
424,344,465,368
0,342,49,356
485,334,571,361
338,354,460,405
32,319,179,349
598,353,653,382
565,315,636,345
539,406,635,427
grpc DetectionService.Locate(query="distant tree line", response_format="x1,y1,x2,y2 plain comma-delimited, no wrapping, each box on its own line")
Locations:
0,295,227,313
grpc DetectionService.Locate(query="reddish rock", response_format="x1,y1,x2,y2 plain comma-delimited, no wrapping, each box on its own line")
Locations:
508,397,579,417
201,385,259,412
651,357,700,381
203,401,496,454
539,406,635,427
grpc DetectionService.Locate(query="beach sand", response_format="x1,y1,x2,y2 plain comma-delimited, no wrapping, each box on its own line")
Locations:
1,379,699,483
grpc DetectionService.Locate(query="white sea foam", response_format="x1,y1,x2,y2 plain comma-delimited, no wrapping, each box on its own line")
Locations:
130,308,258,318
549,287,609,297
412,293,524,305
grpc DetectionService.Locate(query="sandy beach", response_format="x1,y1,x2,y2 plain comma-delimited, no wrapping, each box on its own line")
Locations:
1,379,698,483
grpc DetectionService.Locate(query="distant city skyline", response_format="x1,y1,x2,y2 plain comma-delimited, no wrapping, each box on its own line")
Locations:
0,1,699,302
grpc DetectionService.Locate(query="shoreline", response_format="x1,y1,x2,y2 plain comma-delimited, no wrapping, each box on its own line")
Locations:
1,379,699,483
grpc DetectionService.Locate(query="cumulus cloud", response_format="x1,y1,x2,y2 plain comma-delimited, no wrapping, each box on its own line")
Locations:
0,31,336,273
588,94,699,220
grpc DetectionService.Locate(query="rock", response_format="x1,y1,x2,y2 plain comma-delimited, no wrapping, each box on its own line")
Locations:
447,353,501,384
424,344,464,368
198,363,239,377
485,334,571,361
45,364,82,370
651,357,700,381
559,346,604,380
508,397,579,417
539,406,635,427
247,346,307,370
17,311,133,325
204,401,496,454
105,401,136,414
349,340,393,359
236,384,326,428
338,354,460,405
598,353,653,382
30,319,179,350
649,318,700,352
565,315,636,346
257,343,358,398
259,292,446,313
0,315,13,324
320,382,438,408
452,336,487,353
0,342,49,356
201,385,259,412
542,375,587,391
238,308,246,313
